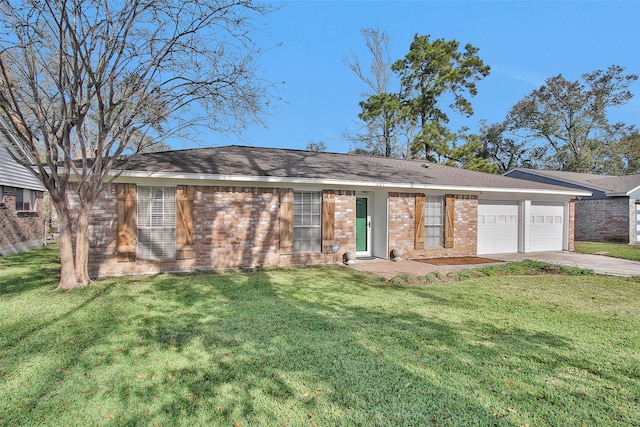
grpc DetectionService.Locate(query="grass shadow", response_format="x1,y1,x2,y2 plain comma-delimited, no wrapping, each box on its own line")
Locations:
0,244,60,295
1,257,639,425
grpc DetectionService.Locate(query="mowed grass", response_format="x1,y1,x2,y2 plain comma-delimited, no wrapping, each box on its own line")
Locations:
576,241,640,261
1,246,640,426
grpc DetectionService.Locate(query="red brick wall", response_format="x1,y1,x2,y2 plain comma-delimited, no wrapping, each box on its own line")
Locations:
0,186,45,254
334,191,357,256
193,186,281,269
81,184,195,277
388,193,478,259
87,184,357,277
568,200,576,251
575,197,632,243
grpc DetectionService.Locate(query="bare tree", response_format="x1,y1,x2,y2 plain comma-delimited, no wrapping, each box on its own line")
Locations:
306,140,327,152
344,28,407,158
0,0,275,289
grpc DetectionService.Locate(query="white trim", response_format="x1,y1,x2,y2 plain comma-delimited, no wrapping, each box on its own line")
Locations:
622,184,640,197
371,191,389,260
520,200,531,253
105,170,591,197
564,201,570,251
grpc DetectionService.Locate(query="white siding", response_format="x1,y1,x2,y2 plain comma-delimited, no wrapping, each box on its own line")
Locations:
0,142,43,191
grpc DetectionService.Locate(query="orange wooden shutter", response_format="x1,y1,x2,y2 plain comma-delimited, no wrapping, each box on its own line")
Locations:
280,188,294,255
322,190,335,253
176,185,195,260
415,194,425,250
444,194,455,248
116,183,137,262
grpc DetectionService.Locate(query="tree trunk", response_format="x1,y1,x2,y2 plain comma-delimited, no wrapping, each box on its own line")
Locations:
384,122,391,158
74,205,92,286
56,202,83,290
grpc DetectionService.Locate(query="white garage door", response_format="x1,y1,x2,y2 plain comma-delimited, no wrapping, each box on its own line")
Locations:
477,201,519,254
530,203,564,251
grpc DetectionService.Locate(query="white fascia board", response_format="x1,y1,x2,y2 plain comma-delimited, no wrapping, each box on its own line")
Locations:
112,170,593,197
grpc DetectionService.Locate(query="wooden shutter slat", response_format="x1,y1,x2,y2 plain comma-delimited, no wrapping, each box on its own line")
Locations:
444,194,455,248
322,190,335,253
415,194,425,250
280,188,294,255
116,183,137,262
176,185,195,260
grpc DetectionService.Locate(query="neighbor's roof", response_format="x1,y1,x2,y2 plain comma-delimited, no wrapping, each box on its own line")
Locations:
114,145,590,196
507,168,640,197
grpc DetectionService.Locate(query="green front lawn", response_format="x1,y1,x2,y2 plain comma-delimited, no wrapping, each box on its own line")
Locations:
576,241,640,261
1,246,639,426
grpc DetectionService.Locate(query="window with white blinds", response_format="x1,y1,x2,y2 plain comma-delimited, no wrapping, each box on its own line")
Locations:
293,191,322,253
137,186,176,259
425,195,444,247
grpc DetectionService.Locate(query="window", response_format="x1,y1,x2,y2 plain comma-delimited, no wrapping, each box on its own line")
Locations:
425,195,443,247
15,188,36,211
137,186,176,259
293,191,321,253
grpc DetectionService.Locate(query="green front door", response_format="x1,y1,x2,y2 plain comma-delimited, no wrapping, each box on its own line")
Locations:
356,197,368,252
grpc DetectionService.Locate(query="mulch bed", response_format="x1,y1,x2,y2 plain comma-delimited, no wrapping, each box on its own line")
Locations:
410,256,502,266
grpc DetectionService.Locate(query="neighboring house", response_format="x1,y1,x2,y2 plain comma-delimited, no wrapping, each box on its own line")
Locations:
0,137,46,255
504,168,640,244
77,146,590,278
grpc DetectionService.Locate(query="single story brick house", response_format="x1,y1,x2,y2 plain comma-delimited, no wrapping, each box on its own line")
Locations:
0,141,46,256
504,168,640,244
81,146,590,277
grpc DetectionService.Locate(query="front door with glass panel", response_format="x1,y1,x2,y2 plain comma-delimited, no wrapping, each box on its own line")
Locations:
356,197,370,256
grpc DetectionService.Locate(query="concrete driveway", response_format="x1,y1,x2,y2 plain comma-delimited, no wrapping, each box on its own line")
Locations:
491,251,640,277
349,252,640,279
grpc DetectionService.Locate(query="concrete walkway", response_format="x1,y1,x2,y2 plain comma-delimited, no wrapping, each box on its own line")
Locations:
349,252,640,279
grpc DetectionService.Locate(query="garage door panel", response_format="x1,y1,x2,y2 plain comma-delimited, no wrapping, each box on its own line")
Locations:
477,202,519,254
531,203,564,251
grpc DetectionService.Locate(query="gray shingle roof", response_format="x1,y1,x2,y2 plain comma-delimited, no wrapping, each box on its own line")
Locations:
508,168,640,196
118,145,586,194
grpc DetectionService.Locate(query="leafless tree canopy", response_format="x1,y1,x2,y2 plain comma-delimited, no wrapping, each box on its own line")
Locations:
0,0,275,288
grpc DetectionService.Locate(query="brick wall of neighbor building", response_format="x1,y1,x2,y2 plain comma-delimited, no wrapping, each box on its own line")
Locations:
0,186,45,255
86,184,357,277
387,193,478,259
575,197,633,243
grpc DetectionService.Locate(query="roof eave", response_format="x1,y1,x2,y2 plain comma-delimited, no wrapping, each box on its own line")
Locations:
623,184,640,197
113,169,592,197
506,168,602,192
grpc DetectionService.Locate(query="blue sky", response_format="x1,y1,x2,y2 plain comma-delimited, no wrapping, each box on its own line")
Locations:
176,1,640,153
